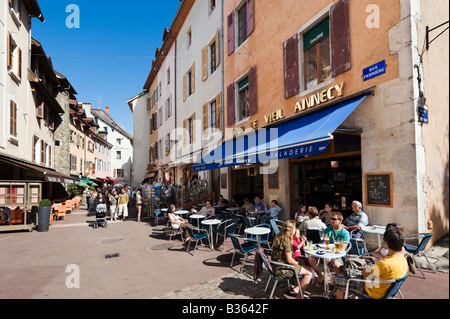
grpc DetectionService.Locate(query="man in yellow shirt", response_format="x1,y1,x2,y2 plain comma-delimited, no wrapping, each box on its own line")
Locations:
118,188,129,221
331,226,408,299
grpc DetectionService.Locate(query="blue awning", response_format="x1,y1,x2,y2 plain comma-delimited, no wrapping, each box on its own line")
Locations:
193,94,368,172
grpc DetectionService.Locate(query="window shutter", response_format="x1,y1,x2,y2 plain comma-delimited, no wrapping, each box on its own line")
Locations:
215,30,220,67
36,99,44,119
18,48,22,79
191,113,195,143
183,120,187,147
147,98,151,112
182,75,187,102
248,65,257,116
49,112,55,130
330,0,350,77
227,83,236,126
202,46,208,82
227,13,235,55
216,92,222,131
247,0,255,37
7,32,12,69
202,104,208,136
190,63,195,93
283,34,300,98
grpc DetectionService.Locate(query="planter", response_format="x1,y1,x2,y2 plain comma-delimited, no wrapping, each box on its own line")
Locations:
37,206,51,232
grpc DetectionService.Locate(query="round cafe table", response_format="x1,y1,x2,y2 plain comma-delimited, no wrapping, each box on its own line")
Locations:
304,243,347,297
201,219,221,251
189,214,206,227
244,226,270,249
361,225,386,248
174,210,189,218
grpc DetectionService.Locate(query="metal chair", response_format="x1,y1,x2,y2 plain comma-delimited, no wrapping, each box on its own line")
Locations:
229,234,258,273
167,221,184,242
216,219,237,245
344,274,408,299
306,229,322,244
348,237,369,256
257,250,304,299
154,208,167,226
185,226,210,255
269,219,280,236
403,233,435,279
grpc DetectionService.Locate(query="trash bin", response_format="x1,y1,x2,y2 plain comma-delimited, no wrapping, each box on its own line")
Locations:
37,207,51,232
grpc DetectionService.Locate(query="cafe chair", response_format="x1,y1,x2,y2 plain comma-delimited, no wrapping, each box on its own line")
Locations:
269,219,280,236
306,229,322,244
154,208,167,226
403,233,435,279
167,221,184,242
344,274,408,299
185,226,210,255
216,219,237,247
348,237,369,256
257,251,305,299
229,234,258,273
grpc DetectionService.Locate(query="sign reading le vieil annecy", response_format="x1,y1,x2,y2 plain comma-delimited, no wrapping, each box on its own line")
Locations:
363,60,386,81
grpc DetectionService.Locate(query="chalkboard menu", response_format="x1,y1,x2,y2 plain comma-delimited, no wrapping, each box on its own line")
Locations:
365,173,393,208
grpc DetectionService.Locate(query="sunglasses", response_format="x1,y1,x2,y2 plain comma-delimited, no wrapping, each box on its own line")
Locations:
330,217,339,221
386,223,398,229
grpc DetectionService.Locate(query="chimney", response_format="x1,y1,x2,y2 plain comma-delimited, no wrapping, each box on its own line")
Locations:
105,106,110,114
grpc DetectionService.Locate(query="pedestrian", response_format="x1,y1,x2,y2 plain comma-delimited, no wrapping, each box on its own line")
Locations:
109,190,118,221
136,190,143,222
118,188,129,221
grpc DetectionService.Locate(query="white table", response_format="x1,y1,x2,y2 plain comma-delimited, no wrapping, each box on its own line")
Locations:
189,214,206,227
361,225,386,247
226,207,241,212
305,243,347,297
244,227,270,248
201,219,221,250
174,210,189,217
161,208,168,212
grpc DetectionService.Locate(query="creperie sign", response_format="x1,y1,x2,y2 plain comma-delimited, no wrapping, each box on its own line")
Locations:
294,82,345,113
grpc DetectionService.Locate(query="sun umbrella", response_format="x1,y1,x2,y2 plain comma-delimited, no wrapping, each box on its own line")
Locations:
79,182,89,188
90,183,99,187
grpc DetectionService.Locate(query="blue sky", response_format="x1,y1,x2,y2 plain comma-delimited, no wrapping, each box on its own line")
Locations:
32,0,182,135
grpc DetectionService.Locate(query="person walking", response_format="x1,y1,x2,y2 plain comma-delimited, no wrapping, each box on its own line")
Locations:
118,188,129,221
109,190,118,221
136,190,143,222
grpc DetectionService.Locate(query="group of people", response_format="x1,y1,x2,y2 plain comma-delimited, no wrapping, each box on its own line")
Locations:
270,200,409,299
83,185,143,222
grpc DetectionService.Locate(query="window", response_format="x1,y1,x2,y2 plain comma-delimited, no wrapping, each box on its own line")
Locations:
283,0,350,97
166,68,171,85
238,77,249,121
186,27,192,49
116,138,122,145
237,4,248,46
115,169,124,178
165,97,171,119
303,18,331,89
183,64,195,101
9,0,21,24
41,142,46,165
227,0,254,55
7,32,22,81
210,100,217,130
33,136,39,163
116,151,122,160
210,41,217,74
70,155,77,171
187,118,193,145
209,0,216,14
10,100,17,137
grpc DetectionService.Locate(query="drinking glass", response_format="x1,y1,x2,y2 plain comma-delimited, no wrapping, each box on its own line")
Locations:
334,240,341,252
307,240,313,250
324,235,330,248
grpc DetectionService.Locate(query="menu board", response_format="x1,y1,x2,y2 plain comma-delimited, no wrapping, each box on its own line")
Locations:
365,173,393,207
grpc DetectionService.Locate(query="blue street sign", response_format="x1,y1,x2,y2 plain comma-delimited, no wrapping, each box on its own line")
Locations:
363,60,386,81
418,106,429,124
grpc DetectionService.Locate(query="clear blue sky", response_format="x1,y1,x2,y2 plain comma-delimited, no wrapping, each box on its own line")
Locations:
32,0,182,135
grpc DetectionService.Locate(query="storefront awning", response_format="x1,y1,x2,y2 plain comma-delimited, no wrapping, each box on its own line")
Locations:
0,154,78,184
193,94,368,172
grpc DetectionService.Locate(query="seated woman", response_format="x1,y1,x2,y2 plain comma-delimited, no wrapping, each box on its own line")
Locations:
272,220,312,299
294,204,308,227
319,203,333,226
299,206,327,232
168,204,192,240
293,228,324,287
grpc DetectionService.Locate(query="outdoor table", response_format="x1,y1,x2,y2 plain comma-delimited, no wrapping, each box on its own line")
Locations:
161,208,168,212
189,214,206,227
174,210,189,218
201,219,221,250
304,243,347,297
361,225,386,247
226,207,241,213
244,226,270,249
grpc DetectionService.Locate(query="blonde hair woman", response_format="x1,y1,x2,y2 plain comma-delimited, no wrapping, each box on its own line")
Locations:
272,220,313,299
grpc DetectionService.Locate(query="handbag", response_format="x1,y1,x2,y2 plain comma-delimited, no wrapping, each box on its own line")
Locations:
137,200,143,205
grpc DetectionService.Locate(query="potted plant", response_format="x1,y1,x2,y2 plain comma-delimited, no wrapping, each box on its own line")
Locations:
37,199,52,232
